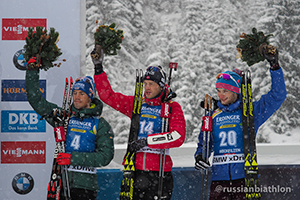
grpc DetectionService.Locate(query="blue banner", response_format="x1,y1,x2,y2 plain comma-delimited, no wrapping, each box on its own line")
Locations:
1,110,46,132
1,80,46,101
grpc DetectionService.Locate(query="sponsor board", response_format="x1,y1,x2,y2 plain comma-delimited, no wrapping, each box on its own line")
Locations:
1,79,46,101
1,141,46,164
1,110,46,132
2,18,46,40
12,172,34,195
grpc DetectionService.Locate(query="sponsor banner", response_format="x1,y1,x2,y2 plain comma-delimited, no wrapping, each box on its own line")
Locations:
12,172,34,194
212,153,244,165
1,110,46,132
2,18,47,40
1,79,46,101
1,141,46,164
68,165,97,174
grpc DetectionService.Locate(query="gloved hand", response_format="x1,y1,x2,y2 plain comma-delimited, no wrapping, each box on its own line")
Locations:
57,153,71,165
128,138,147,152
90,45,104,75
200,97,218,110
195,154,210,170
26,57,40,71
260,43,280,70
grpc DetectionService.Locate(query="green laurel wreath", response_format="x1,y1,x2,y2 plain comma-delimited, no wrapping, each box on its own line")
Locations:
23,26,62,71
236,28,273,66
94,22,124,55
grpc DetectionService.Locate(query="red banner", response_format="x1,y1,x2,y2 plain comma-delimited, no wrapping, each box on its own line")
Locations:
2,18,47,40
1,141,46,164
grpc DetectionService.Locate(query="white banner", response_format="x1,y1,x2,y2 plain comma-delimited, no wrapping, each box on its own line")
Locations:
212,153,245,165
0,0,85,199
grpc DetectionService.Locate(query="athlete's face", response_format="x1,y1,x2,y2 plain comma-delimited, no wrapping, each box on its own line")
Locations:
217,88,238,105
72,90,91,109
143,80,162,99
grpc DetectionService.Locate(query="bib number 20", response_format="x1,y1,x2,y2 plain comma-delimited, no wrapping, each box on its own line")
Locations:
219,130,237,147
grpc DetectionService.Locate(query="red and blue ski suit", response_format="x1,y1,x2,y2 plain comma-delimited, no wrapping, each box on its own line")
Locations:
94,72,186,172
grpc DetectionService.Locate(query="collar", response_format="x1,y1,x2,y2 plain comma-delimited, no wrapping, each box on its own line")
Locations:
144,85,169,106
217,95,241,112
144,91,164,106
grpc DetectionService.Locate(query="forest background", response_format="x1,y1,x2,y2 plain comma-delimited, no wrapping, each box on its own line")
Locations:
84,0,300,144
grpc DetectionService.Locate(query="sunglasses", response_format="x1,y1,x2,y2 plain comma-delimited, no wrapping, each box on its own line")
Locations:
75,77,95,92
146,66,166,78
216,73,239,87
147,66,161,72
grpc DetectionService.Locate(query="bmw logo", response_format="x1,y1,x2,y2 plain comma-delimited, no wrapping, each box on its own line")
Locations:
13,49,27,70
12,172,34,195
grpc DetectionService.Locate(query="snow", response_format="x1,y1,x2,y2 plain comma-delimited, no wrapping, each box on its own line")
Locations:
86,0,300,145
85,0,300,169
268,128,300,144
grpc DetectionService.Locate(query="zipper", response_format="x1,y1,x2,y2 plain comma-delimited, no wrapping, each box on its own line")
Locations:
143,152,146,170
229,163,232,181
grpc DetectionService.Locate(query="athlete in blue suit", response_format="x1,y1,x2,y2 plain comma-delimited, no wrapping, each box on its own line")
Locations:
195,46,287,199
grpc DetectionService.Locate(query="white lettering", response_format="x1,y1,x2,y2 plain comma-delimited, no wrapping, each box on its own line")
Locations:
30,113,39,124
9,113,18,124
19,113,29,124
2,148,45,156
216,115,240,122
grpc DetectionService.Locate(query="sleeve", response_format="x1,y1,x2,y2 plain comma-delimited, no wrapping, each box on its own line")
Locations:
253,68,287,133
25,70,59,127
70,117,114,167
94,72,134,118
147,101,186,149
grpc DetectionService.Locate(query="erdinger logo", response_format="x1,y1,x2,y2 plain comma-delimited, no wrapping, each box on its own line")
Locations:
13,49,27,70
2,18,47,40
12,172,34,195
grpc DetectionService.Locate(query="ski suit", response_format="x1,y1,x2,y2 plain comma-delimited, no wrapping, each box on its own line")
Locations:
94,71,186,199
25,70,114,192
195,68,286,181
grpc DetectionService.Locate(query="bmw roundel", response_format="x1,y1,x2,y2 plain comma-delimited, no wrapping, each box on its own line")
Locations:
13,49,27,70
12,172,34,195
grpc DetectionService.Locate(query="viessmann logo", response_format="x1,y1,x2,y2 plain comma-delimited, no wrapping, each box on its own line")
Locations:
1,141,46,164
2,18,47,40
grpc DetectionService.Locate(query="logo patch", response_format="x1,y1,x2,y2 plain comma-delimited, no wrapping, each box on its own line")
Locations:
12,172,34,194
13,49,27,70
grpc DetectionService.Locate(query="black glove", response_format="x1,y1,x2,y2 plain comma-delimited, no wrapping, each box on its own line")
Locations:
195,154,210,170
90,45,104,75
128,138,147,152
200,97,218,110
260,44,280,70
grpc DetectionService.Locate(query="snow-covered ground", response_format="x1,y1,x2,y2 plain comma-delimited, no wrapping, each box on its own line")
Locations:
267,128,300,144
